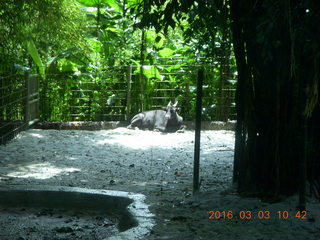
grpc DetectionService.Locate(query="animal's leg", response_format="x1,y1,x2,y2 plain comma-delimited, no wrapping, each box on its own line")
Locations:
176,125,186,133
154,125,166,132
127,114,142,129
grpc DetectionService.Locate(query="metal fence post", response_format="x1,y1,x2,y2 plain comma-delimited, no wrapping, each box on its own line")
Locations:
126,65,132,121
25,74,39,127
25,73,30,125
193,68,204,194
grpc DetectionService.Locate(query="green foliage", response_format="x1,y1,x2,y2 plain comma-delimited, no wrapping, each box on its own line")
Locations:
78,0,121,12
57,59,79,73
135,66,161,81
0,0,88,74
158,48,174,57
25,37,45,79
1,0,237,122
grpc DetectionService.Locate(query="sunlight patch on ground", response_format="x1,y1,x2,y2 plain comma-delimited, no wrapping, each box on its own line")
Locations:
6,163,80,180
96,128,234,152
29,132,44,138
96,128,190,150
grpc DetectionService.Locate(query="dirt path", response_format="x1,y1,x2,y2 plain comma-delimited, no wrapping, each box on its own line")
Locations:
0,128,319,239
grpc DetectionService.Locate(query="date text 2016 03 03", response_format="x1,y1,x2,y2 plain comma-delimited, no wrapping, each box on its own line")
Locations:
208,210,308,220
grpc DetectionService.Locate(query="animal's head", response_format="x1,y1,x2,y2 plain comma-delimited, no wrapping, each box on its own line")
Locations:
164,101,179,119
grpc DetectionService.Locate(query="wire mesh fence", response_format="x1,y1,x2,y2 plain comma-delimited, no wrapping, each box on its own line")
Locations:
0,74,39,144
0,62,236,144
40,64,236,122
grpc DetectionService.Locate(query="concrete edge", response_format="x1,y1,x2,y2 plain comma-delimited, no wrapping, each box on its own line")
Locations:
0,185,155,240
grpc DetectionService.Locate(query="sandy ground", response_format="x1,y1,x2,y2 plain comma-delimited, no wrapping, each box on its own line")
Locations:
0,128,319,240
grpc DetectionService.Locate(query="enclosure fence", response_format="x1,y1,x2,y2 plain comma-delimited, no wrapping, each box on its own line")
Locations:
0,62,236,144
40,64,236,122
0,74,39,144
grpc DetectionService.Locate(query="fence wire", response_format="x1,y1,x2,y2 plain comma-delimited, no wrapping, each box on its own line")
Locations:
40,65,236,122
0,74,27,144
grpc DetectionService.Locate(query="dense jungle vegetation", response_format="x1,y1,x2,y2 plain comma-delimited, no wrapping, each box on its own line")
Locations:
1,0,320,200
0,0,236,122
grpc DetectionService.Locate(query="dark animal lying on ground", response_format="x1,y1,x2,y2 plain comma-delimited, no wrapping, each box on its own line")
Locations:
127,101,185,132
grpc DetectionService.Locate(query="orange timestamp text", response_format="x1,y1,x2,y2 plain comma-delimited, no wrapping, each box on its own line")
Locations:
208,210,308,220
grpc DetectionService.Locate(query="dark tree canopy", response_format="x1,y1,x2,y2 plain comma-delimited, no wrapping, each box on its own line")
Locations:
0,0,87,73
231,0,320,199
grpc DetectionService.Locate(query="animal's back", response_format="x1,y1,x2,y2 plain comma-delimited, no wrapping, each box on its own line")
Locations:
128,101,184,132
128,110,166,130
142,110,166,129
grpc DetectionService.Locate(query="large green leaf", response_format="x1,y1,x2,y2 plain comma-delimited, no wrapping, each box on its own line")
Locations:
143,66,161,80
154,34,164,48
87,38,103,52
25,37,45,79
77,0,121,12
145,30,164,48
47,47,78,66
57,59,79,72
77,0,102,6
158,48,174,57
135,65,162,81
146,30,156,43
165,62,187,72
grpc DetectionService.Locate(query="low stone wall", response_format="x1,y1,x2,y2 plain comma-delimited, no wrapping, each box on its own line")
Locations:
34,120,236,131
184,120,236,130
34,121,126,130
